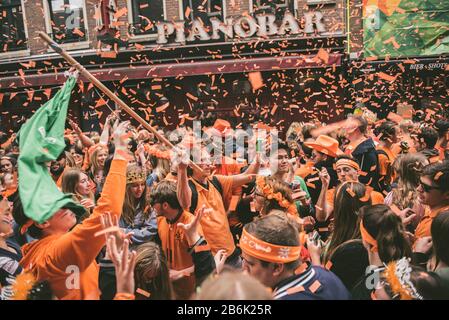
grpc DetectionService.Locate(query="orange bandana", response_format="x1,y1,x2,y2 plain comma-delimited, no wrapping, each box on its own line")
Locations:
240,229,301,263
360,220,378,253
335,158,360,171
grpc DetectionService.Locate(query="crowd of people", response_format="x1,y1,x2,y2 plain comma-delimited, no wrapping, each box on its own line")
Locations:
1,99,449,300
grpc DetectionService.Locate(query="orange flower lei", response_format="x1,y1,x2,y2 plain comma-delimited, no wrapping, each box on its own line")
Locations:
144,145,171,160
256,176,297,215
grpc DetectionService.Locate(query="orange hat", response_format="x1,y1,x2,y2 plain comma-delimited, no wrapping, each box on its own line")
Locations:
304,135,342,158
212,119,232,137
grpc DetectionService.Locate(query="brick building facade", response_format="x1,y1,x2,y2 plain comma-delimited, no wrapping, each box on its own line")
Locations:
0,1,446,134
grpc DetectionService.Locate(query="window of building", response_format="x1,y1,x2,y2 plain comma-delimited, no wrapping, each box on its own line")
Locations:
46,0,88,44
128,0,165,37
182,0,224,20
0,0,27,53
252,0,295,20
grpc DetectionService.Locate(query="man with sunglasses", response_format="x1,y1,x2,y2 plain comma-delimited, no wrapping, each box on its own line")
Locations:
415,161,449,238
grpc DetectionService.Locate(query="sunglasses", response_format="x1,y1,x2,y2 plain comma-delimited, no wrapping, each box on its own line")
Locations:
419,181,441,193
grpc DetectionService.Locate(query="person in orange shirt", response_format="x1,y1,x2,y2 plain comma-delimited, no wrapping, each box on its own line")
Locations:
204,119,244,176
315,155,384,223
151,180,211,299
11,121,130,300
373,121,401,194
176,146,259,268
415,161,449,239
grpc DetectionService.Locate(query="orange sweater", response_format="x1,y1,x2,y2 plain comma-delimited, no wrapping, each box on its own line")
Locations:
20,159,127,300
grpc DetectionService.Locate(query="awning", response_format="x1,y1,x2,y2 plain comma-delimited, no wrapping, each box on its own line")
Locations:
0,53,341,89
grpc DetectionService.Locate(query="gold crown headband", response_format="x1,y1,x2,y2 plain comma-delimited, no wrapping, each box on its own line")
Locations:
126,168,146,184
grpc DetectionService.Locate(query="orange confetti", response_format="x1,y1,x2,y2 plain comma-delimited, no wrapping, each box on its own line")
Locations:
136,288,151,298
72,28,85,37
114,7,128,19
100,51,117,59
185,6,191,19
377,72,396,82
435,172,443,181
186,93,198,101
309,280,321,293
316,48,329,64
346,188,355,197
248,72,264,91
156,102,169,113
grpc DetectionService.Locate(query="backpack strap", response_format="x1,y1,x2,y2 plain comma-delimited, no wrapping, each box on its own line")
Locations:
210,176,223,196
188,180,198,214
188,177,223,214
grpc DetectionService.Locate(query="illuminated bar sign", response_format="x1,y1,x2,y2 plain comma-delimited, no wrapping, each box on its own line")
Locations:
156,11,327,44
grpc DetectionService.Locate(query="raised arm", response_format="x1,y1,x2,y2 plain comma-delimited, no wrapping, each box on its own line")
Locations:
231,154,260,188
176,150,192,211
315,168,332,222
68,119,94,148
48,121,130,271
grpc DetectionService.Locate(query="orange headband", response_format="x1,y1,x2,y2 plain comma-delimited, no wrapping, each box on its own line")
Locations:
360,220,378,253
240,228,301,263
336,159,360,171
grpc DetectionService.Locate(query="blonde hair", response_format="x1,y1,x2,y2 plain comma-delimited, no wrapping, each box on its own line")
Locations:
89,146,108,178
134,242,173,300
196,270,272,300
149,145,170,182
391,153,428,210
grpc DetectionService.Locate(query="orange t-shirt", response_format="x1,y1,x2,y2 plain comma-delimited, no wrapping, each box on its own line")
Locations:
189,175,235,255
157,210,199,299
415,205,449,239
326,186,384,209
20,159,127,300
377,146,396,178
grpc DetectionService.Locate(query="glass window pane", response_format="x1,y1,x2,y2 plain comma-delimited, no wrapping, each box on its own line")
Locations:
49,0,86,44
0,0,27,52
130,0,164,36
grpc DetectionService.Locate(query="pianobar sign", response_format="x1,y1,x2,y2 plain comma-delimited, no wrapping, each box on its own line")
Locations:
156,11,327,44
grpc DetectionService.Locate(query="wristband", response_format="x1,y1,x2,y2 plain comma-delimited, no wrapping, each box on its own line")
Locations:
188,236,204,254
114,293,135,300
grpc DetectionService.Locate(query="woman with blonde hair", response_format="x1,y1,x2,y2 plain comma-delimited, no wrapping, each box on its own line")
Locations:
384,153,429,232
99,241,174,300
61,168,95,218
196,269,272,300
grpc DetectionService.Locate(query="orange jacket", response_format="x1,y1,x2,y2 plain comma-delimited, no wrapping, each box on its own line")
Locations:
20,159,127,300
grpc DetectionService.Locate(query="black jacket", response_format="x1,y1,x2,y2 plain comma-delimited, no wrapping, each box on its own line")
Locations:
351,138,381,192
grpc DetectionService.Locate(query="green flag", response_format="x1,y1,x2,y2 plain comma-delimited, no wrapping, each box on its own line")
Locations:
18,76,85,223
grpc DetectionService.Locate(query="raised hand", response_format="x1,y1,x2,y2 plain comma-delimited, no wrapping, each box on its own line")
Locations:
319,167,330,188
177,205,211,247
107,237,137,295
214,249,227,274
414,236,432,254
99,212,133,252
80,198,95,209
113,120,131,152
